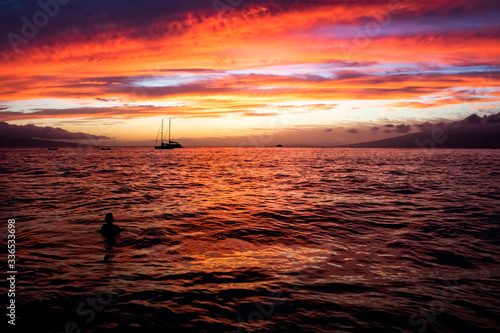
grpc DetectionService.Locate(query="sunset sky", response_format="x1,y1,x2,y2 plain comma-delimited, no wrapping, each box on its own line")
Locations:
0,0,499,146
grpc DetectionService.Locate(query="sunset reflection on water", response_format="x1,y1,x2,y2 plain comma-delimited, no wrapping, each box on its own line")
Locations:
1,147,499,332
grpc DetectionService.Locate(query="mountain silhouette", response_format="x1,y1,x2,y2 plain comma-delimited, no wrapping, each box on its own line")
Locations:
346,132,500,149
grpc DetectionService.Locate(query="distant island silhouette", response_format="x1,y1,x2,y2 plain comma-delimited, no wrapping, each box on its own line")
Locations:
2,132,498,148
0,137,91,148
345,132,500,149
0,122,107,148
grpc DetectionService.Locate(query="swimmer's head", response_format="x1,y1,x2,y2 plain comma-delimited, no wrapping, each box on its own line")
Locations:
105,213,114,224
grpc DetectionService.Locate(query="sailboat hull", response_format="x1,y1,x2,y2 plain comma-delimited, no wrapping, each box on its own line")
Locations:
154,118,183,149
155,142,182,149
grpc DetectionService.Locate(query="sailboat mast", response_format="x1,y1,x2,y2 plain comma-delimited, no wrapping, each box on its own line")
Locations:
161,119,164,143
169,117,171,142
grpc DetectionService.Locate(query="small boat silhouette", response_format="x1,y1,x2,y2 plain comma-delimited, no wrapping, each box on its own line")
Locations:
155,118,183,149
101,147,111,150
276,144,283,147
48,147,58,150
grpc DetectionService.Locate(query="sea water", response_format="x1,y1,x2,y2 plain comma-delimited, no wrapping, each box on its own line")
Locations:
0,147,499,332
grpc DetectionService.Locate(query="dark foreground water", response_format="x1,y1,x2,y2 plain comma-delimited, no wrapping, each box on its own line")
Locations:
1,147,499,333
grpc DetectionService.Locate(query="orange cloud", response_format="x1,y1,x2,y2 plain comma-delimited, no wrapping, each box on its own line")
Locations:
0,1,499,122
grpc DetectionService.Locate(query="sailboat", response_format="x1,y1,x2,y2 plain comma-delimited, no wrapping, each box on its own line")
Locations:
154,118,183,149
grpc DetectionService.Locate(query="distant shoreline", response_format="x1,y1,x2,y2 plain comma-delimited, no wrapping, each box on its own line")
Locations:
1,145,497,150
1,131,498,149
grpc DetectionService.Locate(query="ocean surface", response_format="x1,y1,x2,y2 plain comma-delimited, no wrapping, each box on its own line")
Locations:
1,147,499,333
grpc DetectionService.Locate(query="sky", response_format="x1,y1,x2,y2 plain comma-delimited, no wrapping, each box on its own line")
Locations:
0,0,499,146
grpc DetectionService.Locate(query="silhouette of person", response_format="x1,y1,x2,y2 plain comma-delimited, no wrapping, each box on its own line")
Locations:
101,213,121,239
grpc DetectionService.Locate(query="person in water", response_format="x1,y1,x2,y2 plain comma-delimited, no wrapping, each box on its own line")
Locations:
101,213,121,238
